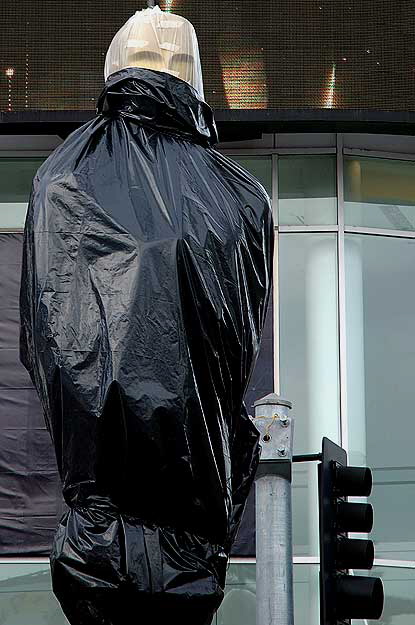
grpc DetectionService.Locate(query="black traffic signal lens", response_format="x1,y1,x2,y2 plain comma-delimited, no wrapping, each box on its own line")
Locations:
337,501,373,533
335,465,372,497
336,537,374,570
337,575,384,620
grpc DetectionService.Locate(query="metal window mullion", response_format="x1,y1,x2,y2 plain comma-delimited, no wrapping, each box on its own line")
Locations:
3,555,415,570
0,557,49,564
345,226,415,239
0,151,53,158
219,148,336,156
274,147,336,155
272,153,280,395
220,148,277,156
337,133,348,452
278,225,338,233
228,556,415,569
343,147,415,161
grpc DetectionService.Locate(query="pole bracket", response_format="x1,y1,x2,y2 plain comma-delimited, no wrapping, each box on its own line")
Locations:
253,393,294,480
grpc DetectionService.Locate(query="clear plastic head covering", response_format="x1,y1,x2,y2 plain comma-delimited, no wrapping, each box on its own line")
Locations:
104,6,204,99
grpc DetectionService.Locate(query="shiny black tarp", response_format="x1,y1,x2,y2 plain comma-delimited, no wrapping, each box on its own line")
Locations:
0,233,67,555
19,67,273,624
0,233,272,558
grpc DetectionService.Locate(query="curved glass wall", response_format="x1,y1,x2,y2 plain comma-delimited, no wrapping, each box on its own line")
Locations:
2,136,415,624
345,234,415,562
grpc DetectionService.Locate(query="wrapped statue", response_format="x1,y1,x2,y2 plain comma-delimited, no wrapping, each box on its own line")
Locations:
19,6,273,624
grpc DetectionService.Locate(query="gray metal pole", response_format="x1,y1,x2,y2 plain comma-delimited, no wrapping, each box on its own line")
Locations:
254,393,294,625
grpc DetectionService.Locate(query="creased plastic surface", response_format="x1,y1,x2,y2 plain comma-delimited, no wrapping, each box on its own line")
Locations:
19,67,273,624
104,6,204,98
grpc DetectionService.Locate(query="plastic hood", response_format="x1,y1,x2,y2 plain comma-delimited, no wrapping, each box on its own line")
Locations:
104,6,204,99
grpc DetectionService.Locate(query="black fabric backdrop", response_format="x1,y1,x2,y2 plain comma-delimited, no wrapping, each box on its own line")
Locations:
0,232,272,556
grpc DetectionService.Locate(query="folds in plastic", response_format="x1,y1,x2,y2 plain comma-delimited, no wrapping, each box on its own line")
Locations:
19,67,273,624
104,6,204,99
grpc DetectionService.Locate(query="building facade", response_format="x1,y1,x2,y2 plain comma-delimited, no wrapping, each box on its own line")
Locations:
2,0,415,622
1,130,415,624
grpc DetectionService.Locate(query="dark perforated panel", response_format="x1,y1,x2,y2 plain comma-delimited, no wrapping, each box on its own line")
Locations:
1,1,414,112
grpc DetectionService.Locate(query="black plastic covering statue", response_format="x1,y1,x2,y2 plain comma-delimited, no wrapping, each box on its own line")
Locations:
19,6,273,625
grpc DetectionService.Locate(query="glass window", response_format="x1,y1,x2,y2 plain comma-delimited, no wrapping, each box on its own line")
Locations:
344,156,415,231
0,562,68,624
0,158,45,229
279,233,340,455
292,463,319,557
278,155,337,226
218,563,415,625
230,156,272,196
3,561,413,625
345,234,415,560
353,566,415,625
217,563,256,625
217,562,320,625
279,233,339,558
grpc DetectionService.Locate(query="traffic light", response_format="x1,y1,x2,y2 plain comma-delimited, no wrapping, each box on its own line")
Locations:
318,437,384,624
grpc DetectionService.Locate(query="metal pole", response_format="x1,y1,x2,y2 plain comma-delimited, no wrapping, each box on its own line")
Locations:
254,393,294,625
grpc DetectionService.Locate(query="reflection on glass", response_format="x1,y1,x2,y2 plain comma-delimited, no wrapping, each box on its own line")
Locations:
0,562,69,624
231,156,272,197
217,563,320,625
344,156,415,230
345,234,415,561
279,233,339,566
0,158,45,229
278,155,337,225
279,233,340,456
217,564,256,625
353,566,415,625
219,564,415,625
2,561,414,625
292,463,319,557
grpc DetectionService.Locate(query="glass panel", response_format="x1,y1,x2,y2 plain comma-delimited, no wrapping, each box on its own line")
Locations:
230,156,272,196
279,233,340,454
278,155,337,226
217,562,320,625
2,561,415,625
353,566,415,625
230,155,273,223
345,234,415,560
279,233,339,557
292,463,319,557
217,563,256,625
344,156,415,231
219,564,415,625
0,158,45,229
0,562,69,624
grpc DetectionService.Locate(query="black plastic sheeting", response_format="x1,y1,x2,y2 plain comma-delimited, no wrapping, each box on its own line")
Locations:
0,233,67,555
0,232,272,558
19,67,273,624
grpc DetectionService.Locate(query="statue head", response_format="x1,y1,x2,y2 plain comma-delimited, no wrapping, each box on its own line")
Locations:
104,6,204,99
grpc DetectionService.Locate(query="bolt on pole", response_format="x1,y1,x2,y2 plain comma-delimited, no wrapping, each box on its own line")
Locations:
254,393,294,625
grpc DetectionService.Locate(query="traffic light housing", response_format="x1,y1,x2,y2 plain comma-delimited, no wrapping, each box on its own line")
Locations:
318,437,384,624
